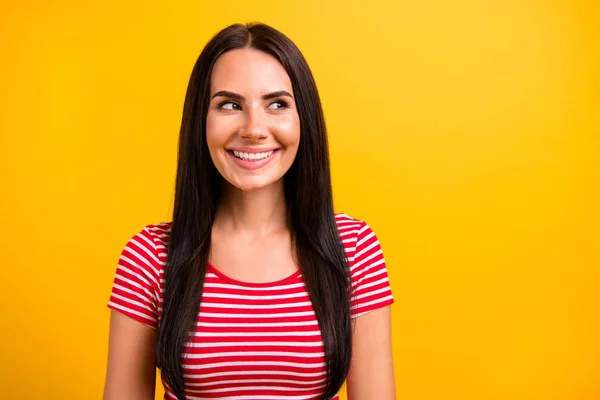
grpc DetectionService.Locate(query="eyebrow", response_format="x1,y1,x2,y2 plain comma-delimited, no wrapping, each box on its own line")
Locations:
211,90,294,101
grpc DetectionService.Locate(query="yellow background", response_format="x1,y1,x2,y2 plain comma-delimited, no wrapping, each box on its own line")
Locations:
1,0,598,399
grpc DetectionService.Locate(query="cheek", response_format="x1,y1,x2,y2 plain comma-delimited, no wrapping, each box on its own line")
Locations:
205,115,228,153
274,115,301,148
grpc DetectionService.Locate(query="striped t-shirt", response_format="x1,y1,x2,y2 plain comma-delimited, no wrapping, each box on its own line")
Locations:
107,213,394,399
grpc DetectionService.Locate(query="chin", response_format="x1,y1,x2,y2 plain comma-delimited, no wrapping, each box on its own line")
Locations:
228,176,283,192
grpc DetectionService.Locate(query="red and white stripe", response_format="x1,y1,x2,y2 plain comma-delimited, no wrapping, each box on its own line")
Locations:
108,214,393,399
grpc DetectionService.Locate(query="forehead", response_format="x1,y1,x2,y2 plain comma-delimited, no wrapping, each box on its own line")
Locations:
210,48,293,94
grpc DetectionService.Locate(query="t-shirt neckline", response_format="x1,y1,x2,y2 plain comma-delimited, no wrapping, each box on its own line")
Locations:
207,261,302,287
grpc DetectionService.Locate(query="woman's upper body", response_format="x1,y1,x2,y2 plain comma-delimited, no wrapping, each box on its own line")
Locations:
105,214,394,399
103,22,396,400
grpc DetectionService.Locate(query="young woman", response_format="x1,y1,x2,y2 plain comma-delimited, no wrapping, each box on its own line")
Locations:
103,22,395,400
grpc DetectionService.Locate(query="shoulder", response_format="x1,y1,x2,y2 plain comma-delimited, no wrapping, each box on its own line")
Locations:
108,222,172,328
334,213,365,236
335,213,393,317
119,222,172,275
125,222,172,256
139,222,172,251
334,212,377,240
334,213,382,262
141,222,172,242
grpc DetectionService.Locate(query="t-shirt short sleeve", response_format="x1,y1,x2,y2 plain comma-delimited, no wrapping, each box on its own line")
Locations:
107,226,161,329
349,221,394,319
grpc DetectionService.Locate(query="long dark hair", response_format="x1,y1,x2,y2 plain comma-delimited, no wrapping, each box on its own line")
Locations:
156,22,352,400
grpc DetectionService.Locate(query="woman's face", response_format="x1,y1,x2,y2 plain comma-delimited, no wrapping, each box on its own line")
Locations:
206,48,301,192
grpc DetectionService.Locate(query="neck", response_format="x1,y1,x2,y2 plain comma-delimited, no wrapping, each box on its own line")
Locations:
214,179,288,235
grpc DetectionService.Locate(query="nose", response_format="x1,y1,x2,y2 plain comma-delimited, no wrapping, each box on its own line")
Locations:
239,108,268,141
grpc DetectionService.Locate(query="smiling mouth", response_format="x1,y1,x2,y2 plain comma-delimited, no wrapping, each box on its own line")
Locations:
228,149,280,161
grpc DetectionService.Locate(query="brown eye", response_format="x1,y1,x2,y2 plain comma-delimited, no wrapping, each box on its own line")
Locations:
219,101,241,111
267,100,289,110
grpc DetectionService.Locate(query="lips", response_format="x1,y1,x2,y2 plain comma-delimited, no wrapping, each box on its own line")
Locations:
226,148,280,170
231,149,275,161
227,147,281,153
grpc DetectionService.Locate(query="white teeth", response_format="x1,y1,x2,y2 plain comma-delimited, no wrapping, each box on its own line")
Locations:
232,150,275,161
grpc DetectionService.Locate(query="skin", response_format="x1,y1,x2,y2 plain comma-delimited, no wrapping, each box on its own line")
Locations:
103,312,157,400
103,47,395,400
207,49,301,284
